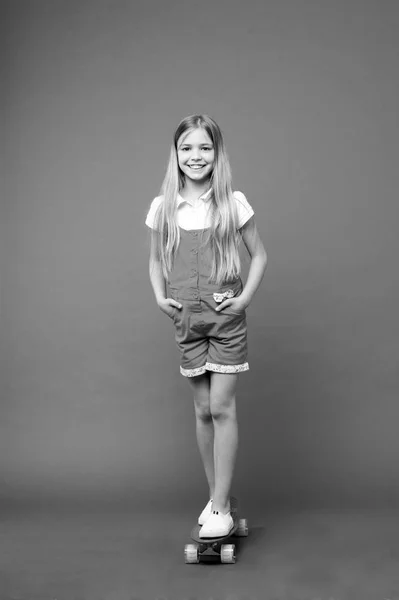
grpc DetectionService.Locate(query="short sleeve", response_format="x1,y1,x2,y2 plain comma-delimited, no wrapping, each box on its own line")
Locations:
233,191,254,229
145,196,164,230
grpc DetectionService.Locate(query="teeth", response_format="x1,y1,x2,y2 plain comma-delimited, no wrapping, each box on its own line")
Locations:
190,166,204,169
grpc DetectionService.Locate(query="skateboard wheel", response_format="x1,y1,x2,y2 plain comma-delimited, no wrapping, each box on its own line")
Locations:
236,518,248,537
220,544,236,564
184,543,200,564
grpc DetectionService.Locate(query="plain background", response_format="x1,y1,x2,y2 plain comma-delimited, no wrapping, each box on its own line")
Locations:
2,0,399,513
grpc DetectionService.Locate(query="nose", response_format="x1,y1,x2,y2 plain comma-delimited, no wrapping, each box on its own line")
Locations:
191,149,202,160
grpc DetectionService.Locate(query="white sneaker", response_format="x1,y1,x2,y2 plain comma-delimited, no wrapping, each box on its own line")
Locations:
199,510,234,538
198,498,213,525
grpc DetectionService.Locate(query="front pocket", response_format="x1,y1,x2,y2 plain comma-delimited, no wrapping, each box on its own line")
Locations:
223,308,246,318
173,303,185,325
168,289,180,322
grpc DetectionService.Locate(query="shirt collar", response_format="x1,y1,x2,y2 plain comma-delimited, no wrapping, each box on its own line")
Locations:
177,188,212,207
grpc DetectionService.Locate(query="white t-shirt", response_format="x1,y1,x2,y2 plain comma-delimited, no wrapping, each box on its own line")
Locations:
145,190,254,231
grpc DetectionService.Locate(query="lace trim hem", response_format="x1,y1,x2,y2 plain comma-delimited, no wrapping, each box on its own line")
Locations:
180,365,207,378
180,362,249,377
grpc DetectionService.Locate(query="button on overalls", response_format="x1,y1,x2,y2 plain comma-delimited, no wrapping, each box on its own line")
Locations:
168,227,249,377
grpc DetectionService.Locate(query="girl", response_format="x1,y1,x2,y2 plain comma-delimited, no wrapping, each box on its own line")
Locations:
145,114,267,538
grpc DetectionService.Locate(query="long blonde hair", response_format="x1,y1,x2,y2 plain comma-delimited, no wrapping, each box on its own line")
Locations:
152,114,242,285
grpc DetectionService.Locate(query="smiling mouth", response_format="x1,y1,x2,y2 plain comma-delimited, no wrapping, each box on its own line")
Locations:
189,165,206,169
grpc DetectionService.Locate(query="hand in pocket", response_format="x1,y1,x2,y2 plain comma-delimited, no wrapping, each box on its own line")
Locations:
158,298,182,320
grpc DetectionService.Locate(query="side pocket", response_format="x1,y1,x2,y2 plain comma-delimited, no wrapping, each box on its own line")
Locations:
224,307,246,318
169,289,180,323
217,282,246,318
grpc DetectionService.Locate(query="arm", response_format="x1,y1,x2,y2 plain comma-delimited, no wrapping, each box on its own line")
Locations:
237,216,268,308
149,262,167,305
148,232,182,316
149,232,167,304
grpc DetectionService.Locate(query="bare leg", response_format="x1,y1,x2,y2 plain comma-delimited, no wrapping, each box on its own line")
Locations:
209,372,239,514
187,372,215,498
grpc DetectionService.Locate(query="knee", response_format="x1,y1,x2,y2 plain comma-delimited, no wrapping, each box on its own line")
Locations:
210,394,236,421
194,395,212,422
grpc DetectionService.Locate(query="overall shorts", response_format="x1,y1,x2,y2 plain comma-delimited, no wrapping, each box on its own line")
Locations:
168,227,249,377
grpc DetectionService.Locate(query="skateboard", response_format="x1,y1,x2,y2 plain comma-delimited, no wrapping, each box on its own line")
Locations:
184,497,248,564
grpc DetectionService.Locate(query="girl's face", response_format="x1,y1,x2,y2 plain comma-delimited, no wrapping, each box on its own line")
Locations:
177,128,215,185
